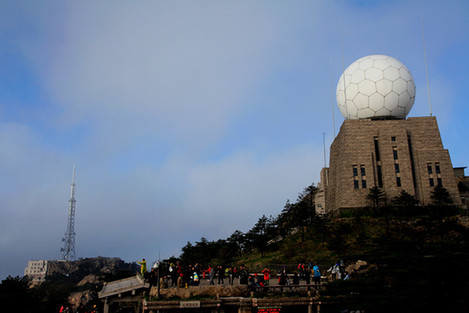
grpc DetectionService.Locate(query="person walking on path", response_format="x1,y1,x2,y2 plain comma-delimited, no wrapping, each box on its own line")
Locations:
239,265,249,285
305,267,311,285
137,258,147,278
217,265,225,285
313,264,321,285
209,265,215,285
225,267,233,285
327,262,339,281
262,267,270,286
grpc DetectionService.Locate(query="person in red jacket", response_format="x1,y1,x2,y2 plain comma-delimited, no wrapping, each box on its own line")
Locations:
261,267,270,286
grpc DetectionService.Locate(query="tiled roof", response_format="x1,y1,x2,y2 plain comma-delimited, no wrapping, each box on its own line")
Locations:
98,275,149,298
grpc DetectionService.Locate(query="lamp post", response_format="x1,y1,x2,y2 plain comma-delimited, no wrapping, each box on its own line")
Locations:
155,262,161,299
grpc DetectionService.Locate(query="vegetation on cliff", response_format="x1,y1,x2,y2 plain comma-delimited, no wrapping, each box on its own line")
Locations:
0,257,137,313
1,185,468,312
176,185,469,311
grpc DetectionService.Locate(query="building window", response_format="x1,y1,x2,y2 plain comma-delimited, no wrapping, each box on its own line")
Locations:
429,178,434,187
360,165,366,176
391,136,396,141
394,163,400,173
377,165,383,188
354,180,359,189
353,166,358,177
396,177,401,187
362,180,367,188
437,178,442,186
427,164,433,174
374,138,381,161
435,163,441,174
393,147,398,160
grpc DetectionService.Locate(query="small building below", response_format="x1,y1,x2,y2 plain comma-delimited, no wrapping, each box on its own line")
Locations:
24,260,48,282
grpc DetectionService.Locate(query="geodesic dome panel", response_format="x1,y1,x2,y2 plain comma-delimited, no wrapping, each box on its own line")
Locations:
336,55,415,120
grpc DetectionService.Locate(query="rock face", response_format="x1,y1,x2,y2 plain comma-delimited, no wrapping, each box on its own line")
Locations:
40,257,138,310
77,274,100,287
345,260,371,275
46,257,137,277
69,290,94,309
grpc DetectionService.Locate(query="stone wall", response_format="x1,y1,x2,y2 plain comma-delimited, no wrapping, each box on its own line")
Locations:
151,285,250,299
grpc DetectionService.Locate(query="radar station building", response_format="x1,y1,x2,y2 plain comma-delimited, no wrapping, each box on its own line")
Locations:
316,55,461,215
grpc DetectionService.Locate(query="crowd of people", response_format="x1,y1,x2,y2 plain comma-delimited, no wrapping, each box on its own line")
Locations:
326,259,351,281
143,262,253,288
136,259,350,289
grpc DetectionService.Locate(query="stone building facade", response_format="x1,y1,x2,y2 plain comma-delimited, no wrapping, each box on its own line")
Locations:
318,116,461,215
314,168,328,216
24,260,48,282
454,167,469,211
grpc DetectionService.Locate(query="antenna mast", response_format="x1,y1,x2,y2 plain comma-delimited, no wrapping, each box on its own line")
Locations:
340,21,348,118
61,163,77,261
323,132,327,168
421,14,433,116
330,59,336,138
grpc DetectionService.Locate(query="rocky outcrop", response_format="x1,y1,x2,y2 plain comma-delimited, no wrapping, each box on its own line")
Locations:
68,290,95,309
37,257,138,310
46,257,137,277
77,274,100,287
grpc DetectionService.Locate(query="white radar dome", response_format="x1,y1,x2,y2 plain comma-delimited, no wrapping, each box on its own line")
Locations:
336,55,415,120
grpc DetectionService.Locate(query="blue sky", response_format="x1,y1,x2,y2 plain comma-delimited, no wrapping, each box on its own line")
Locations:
1,0,468,279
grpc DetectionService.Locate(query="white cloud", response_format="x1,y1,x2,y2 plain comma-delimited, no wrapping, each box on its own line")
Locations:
0,123,72,277
1,0,469,279
183,144,322,237
37,2,291,146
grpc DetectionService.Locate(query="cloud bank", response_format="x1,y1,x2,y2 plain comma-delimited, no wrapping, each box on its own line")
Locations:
1,0,468,279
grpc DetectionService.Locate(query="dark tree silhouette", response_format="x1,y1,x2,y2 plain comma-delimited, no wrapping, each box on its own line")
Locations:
392,190,420,215
246,215,270,257
430,185,454,206
367,186,387,210
227,230,246,254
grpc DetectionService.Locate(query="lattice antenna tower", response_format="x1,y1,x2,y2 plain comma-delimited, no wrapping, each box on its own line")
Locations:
61,163,77,261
